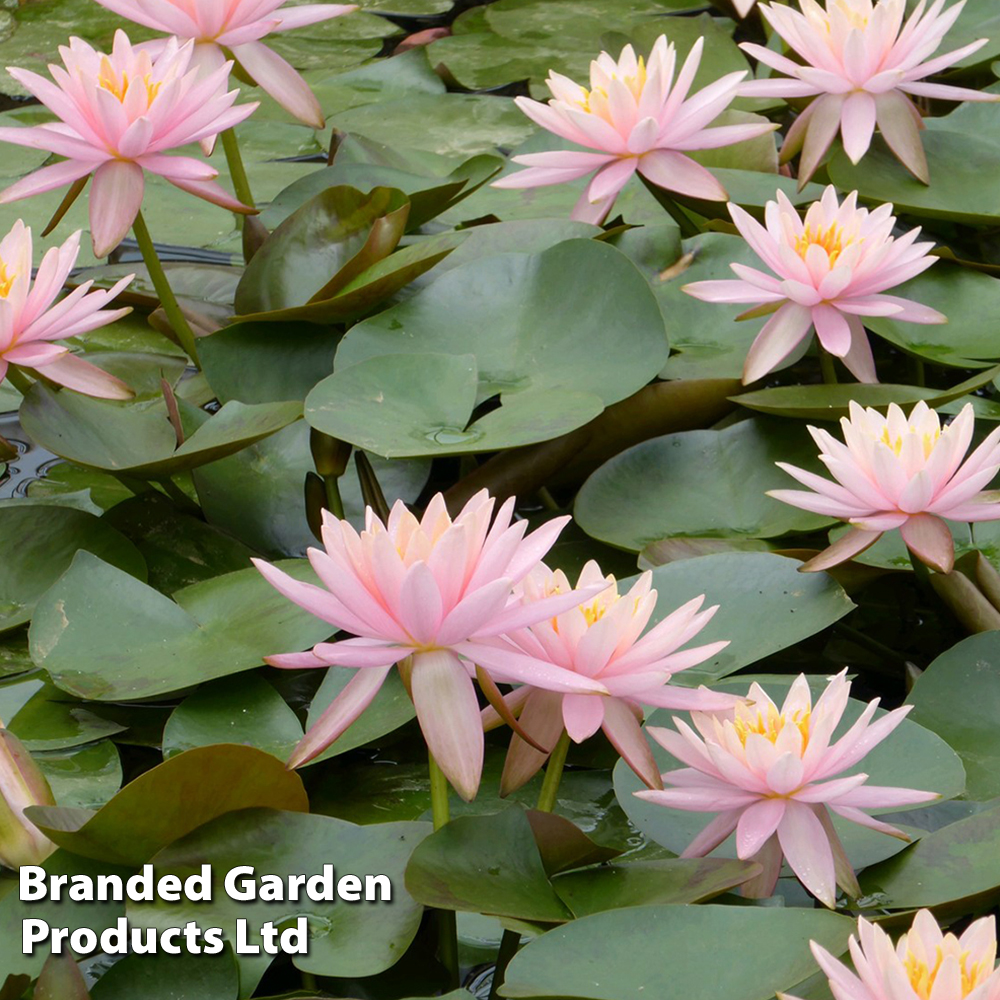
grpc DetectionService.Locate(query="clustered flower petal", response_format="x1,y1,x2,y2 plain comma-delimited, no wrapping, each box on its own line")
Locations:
254,492,609,800
92,0,357,131
493,34,777,224
740,0,998,185
683,185,945,384
0,30,257,257
483,560,736,794
771,401,1000,573
781,910,1000,1000
0,724,56,869
0,221,133,399
636,671,938,907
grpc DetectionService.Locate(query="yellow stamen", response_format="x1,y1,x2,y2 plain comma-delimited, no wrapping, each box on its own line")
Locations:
98,56,161,105
879,426,941,460
733,704,811,748
794,222,849,267
0,257,13,298
903,942,992,999
580,55,647,112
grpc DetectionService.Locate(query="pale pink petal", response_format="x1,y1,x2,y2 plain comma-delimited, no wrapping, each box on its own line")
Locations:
230,40,325,128
777,802,837,907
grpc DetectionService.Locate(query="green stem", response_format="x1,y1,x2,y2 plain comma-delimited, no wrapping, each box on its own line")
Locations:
819,349,838,384
323,474,346,520
4,367,32,395
490,730,573,1000
221,127,256,211
428,752,459,989
535,730,571,814
301,970,318,992
910,355,926,388
132,209,200,367
909,547,933,590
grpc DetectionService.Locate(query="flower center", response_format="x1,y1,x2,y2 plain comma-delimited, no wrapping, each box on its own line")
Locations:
97,56,162,105
794,222,849,266
0,257,14,298
903,942,992,999
581,56,647,112
879,426,941,460
733,705,811,748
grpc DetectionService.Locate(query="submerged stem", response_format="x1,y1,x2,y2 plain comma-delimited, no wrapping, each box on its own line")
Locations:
132,209,200,366
428,751,459,989
819,349,838,385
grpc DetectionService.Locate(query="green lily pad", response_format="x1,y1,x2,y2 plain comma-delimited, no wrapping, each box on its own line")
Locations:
36,740,122,812
19,383,302,479
502,904,854,1000
129,810,430,990
551,857,763,916
163,674,303,762
29,553,334,701
860,802,1000,908
0,505,146,632
8,683,126,751
619,552,855,687
100,493,257,594
734,367,1000,421
906,632,1000,801
404,808,572,922
306,351,604,458
90,949,239,1000
25,744,308,865
615,676,966,873
575,417,836,551
191,422,431,558
335,238,667,407
235,186,410,317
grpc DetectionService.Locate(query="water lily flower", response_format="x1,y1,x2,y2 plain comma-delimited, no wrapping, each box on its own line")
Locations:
0,725,56,869
483,560,736,794
739,0,998,185
770,401,1000,573
92,0,357,130
0,31,257,257
492,35,778,223
683,186,944,384
255,492,608,800
781,910,1000,1000
0,222,132,399
636,671,938,907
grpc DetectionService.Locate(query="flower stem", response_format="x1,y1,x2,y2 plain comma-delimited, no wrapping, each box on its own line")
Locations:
323,474,346,520
221,126,256,212
4,367,32,395
908,547,933,589
490,730,572,1000
132,209,200,367
428,751,460,989
535,729,571,814
819,349,838,384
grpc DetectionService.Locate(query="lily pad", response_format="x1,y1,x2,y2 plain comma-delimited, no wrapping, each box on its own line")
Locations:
575,417,836,551
8,683,126,751
906,632,1000,801
501,904,854,1000
90,949,239,1000
36,740,122,812
29,553,335,701
0,505,146,632
25,744,308,866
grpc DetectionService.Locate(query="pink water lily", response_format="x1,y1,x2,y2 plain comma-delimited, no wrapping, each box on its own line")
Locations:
255,492,608,800
770,400,1000,574
636,671,938,907
740,0,998,185
0,725,56,869
93,0,357,130
683,186,944,384
0,222,132,399
493,34,778,224
781,911,1000,1000
483,560,735,794
0,31,256,257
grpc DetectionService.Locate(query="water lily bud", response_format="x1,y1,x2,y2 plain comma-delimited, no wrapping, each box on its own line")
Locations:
310,428,352,479
0,728,56,869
